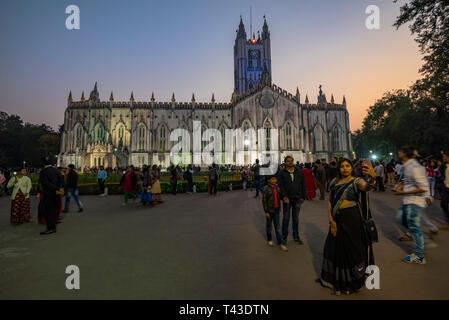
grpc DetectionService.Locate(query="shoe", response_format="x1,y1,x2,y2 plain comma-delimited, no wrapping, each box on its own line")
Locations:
280,244,288,252
40,229,56,235
78,208,83,213
402,253,426,264
267,241,274,247
398,234,413,241
294,238,304,245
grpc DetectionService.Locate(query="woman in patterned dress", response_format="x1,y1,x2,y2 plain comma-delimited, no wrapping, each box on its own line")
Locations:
7,168,32,224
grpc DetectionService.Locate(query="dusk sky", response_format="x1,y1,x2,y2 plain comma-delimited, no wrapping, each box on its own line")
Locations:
0,0,423,131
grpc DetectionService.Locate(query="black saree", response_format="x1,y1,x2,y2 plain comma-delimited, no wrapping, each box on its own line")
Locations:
318,178,373,294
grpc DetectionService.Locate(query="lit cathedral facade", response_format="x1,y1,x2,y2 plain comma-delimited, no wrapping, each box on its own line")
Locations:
58,17,353,169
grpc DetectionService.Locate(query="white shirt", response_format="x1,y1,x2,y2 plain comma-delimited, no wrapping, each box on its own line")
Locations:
7,176,32,200
374,165,384,177
402,158,429,208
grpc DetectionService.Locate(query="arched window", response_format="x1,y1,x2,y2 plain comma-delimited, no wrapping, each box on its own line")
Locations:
201,125,208,151
219,125,226,164
138,125,146,151
75,125,83,149
314,125,324,151
242,121,251,152
159,125,167,152
264,119,272,152
332,126,341,151
115,124,125,145
95,123,105,142
285,122,292,150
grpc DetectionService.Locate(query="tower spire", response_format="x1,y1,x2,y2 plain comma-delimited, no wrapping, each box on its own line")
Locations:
305,94,309,104
331,94,335,105
109,91,114,102
171,92,176,102
191,93,195,102
151,92,155,102
342,95,346,106
130,91,134,102
68,91,73,102
81,91,85,102
211,93,215,103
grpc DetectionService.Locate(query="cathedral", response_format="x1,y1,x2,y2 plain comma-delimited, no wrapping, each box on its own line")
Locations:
58,17,353,169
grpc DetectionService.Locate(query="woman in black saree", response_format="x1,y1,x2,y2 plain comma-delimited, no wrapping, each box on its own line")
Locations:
316,158,376,295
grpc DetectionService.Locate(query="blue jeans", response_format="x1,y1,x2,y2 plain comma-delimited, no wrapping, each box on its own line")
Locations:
64,188,83,210
282,198,302,243
266,209,282,245
400,204,425,259
255,178,262,197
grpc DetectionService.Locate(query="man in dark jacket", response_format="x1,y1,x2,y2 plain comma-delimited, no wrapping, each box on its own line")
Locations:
39,159,64,235
277,156,306,250
63,164,83,213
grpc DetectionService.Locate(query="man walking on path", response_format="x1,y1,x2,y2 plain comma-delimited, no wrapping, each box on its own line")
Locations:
374,161,385,192
394,146,429,264
277,156,306,251
97,166,107,196
63,164,83,213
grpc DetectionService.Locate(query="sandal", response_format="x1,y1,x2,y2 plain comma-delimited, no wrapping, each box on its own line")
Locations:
398,234,413,241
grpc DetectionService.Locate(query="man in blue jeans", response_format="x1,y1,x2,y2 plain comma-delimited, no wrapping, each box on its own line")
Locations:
277,156,306,251
395,146,429,264
63,164,83,213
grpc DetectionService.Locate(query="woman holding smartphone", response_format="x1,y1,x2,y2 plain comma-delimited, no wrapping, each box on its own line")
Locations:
7,168,32,224
316,158,376,295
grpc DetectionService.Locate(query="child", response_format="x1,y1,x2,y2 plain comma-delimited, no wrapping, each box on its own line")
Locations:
262,175,283,249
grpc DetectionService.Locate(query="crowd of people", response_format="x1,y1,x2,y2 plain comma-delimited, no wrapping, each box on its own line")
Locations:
1,147,448,296
258,147,449,295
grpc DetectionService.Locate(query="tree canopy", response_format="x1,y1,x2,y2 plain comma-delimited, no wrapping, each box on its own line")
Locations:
0,111,60,168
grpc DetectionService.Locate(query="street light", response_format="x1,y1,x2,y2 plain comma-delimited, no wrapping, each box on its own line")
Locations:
371,154,377,160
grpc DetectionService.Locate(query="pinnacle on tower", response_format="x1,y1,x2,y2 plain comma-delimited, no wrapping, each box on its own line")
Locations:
342,95,346,105
109,91,114,102
130,91,134,102
262,15,270,39
171,92,176,102
81,91,85,102
93,82,98,92
191,93,196,102
211,93,215,103
236,16,246,39
68,91,73,102
296,87,300,97
151,92,155,102
331,94,335,105
305,94,309,104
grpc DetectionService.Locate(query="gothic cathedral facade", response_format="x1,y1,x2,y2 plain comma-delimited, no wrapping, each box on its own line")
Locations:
58,17,353,169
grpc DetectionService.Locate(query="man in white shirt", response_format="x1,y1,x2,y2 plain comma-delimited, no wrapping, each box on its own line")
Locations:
394,146,429,264
374,162,385,192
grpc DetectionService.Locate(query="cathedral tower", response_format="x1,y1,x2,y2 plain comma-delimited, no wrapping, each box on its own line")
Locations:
234,16,272,95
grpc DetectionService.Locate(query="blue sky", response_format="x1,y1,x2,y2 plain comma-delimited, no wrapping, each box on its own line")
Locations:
0,0,422,130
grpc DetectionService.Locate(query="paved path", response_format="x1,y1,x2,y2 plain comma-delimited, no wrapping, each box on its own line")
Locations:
1,189,448,299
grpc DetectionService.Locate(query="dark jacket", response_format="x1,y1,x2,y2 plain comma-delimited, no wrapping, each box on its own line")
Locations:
262,184,282,213
65,170,78,189
39,166,63,197
277,167,306,200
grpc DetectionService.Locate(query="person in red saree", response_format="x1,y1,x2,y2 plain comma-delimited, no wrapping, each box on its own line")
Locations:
120,166,138,206
302,163,316,200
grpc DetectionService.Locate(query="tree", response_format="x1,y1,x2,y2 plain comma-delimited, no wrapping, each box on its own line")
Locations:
394,0,449,112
